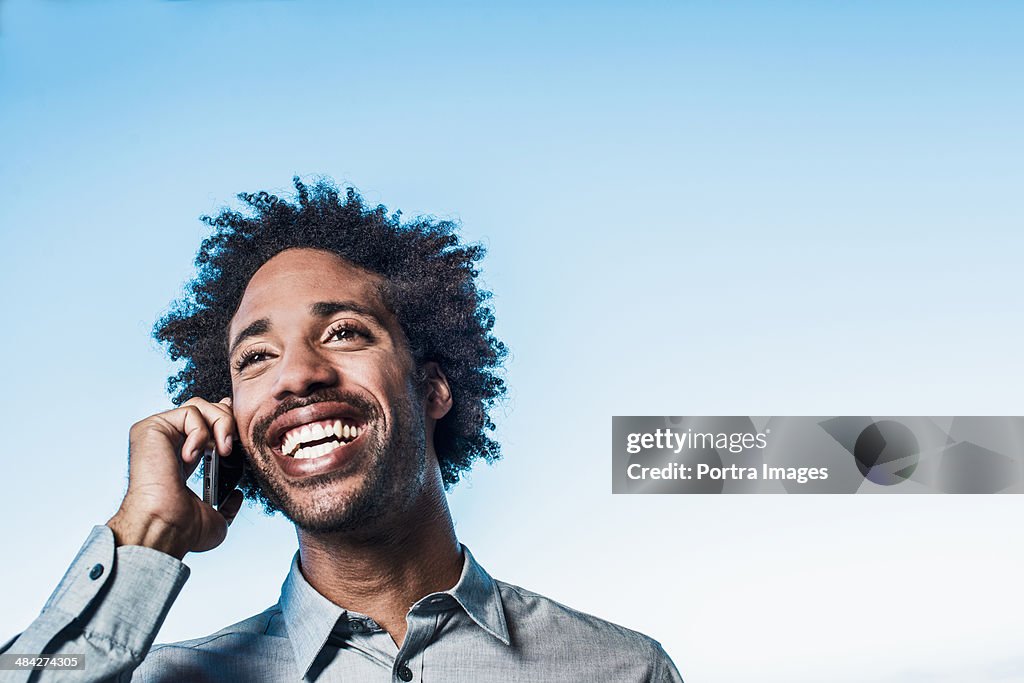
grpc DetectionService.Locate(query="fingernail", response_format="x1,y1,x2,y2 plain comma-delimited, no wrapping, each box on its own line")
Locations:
225,436,233,453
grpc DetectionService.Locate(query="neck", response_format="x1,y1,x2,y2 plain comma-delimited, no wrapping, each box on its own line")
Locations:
295,475,461,647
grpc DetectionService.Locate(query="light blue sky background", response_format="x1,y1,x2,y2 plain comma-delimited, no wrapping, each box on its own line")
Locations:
2,1,1023,681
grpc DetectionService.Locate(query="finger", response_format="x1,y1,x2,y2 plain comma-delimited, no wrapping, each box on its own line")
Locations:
218,397,239,441
128,413,205,489
176,405,214,464
193,499,230,553
180,398,236,457
181,444,213,481
181,487,231,553
181,397,233,456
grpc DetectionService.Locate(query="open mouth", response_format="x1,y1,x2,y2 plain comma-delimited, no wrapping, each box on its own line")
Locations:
278,418,363,459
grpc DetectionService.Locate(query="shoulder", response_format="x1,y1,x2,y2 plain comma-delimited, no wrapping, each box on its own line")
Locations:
496,579,669,663
150,604,286,651
132,605,291,682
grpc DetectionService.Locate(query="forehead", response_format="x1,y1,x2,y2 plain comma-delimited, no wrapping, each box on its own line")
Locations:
230,248,388,332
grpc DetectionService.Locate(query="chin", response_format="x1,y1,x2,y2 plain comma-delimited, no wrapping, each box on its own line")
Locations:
290,489,384,534
253,465,390,534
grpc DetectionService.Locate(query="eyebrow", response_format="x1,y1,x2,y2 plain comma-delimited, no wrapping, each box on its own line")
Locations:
228,300,385,357
228,318,271,358
309,300,382,324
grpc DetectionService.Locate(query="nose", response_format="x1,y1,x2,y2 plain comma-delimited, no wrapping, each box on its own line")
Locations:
271,343,340,400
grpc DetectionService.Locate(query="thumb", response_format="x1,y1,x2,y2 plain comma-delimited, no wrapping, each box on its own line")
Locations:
220,488,245,526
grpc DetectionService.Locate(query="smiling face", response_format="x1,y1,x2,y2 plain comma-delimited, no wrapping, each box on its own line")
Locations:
227,248,439,534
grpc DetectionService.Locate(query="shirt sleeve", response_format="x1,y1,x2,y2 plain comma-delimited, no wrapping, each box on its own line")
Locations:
0,525,190,683
652,641,684,683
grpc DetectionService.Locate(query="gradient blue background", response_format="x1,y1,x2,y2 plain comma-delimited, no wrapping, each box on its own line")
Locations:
2,2,1023,681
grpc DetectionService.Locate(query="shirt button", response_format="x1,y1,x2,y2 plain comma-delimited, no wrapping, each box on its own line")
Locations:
397,664,413,681
349,622,365,633
88,564,104,580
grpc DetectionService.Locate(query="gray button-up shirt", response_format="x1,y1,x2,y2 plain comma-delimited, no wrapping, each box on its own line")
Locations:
1,526,683,682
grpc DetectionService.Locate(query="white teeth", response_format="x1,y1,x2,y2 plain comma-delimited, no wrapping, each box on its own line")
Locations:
282,419,364,457
292,441,339,460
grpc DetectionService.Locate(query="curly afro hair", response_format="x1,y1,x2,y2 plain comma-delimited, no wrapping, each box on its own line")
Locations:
154,176,507,502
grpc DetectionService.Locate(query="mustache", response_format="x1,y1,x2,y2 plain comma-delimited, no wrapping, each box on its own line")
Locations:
250,389,380,450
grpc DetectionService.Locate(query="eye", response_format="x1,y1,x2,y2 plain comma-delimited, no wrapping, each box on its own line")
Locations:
233,346,272,372
325,321,371,344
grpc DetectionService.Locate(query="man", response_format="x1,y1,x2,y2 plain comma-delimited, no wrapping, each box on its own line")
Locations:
1,178,683,682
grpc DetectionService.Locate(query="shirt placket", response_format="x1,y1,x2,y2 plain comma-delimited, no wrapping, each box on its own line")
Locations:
392,605,442,682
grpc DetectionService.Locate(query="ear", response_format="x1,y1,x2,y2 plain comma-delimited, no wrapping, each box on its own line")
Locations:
422,362,453,421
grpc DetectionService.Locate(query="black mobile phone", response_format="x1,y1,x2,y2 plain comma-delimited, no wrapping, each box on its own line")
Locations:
202,443,245,509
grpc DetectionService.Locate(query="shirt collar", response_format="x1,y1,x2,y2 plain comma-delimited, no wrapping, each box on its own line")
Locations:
279,544,510,679
442,545,510,646
279,553,345,680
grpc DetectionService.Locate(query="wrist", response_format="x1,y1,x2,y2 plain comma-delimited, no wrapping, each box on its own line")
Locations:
107,510,190,560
